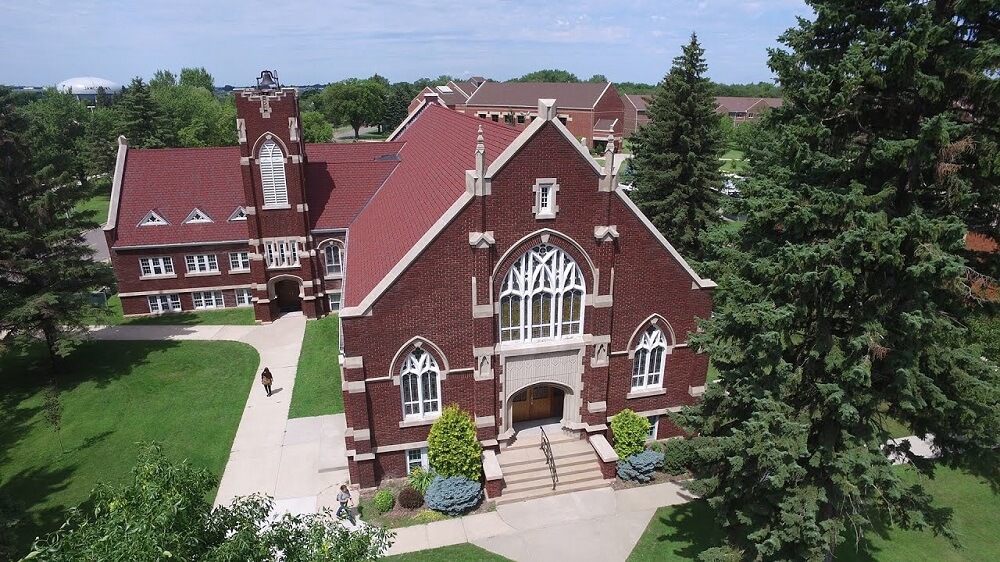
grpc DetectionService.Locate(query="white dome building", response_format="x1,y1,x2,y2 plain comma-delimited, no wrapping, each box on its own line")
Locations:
56,76,122,101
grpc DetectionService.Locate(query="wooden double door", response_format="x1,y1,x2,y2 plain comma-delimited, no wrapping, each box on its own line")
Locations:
275,280,302,312
510,385,565,424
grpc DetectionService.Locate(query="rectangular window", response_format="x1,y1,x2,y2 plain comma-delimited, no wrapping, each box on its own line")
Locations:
147,294,181,313
533,179,558,219
185,254,219,273
229,251,251,272
558,116,568,125
328,292,341,311
647,416,660,441
325,245,343,276
539,185,551,212
263,239,300,269
517,115,525,124
192,291,225,309
139,257,174,277
491,114,499,122
406,448,429,472
235,288,253,307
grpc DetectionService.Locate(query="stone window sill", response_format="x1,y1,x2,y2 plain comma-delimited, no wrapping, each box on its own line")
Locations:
139,274,177,280
229,269,251,274
261,204,291,210
185,271,222,277
399,415,441,428
626,387,666,400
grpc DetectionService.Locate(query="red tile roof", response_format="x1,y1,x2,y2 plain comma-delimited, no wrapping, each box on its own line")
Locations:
466,82,612,110
306,142,404,230
624,94,650,111
112,147,246,247
112,142,401,247
594,118,618,132
343,104,522,307
715,97,784,113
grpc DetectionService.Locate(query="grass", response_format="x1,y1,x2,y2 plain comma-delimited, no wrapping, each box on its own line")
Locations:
0,339,259,556
384,544,511,561
86,295,255,326
627,460,1000,561
719,149,748,173
75,192,111,225
720,149,745,161
288,314,343,418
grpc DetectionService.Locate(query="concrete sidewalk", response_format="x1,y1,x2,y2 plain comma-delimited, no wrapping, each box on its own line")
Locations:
385,481,695,561
89,316,350,512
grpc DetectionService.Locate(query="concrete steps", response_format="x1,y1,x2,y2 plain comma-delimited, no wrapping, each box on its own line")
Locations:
495,432,611,505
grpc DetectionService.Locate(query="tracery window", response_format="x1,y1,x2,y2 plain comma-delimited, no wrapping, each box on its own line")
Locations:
400,348,441,419
499,244,585,342
631,326,667,390
259,140,288,207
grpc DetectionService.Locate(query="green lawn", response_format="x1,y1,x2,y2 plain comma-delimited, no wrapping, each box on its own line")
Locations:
0,340,259,556
384,544,510,561
720,149,745,161
288,314,343,418
87,295,255,326
628,461,1000,561
75,192,111,225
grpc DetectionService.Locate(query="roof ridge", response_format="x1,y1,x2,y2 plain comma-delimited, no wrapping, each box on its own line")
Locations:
423,103,522,134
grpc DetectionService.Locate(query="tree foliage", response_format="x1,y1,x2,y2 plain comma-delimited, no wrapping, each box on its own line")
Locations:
25,443,395,561
610,408,650,458
0,88,114,371
118,77,175,149
426,404,482,482
302,110,334,143
682,2,1000,560
179,66,215,92
320,79,387,139
510,69,580,83
630,33,724,262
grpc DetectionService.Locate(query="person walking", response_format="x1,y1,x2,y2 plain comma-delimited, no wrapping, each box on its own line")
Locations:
261,368,274,397
336,484,356,525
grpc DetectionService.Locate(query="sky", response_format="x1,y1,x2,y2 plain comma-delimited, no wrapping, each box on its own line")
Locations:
0,0,811,88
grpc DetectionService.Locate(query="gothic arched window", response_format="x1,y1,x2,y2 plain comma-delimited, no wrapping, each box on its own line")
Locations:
631,326,667,390
259,140,288,207
499,244,585,342
400,348,441,419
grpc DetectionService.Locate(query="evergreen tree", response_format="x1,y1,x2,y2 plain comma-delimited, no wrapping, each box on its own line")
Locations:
0,88,114,372
630,33,724,261
117,77,173,148
682,3,1000,560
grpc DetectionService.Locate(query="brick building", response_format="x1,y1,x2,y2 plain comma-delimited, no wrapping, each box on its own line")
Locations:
105,72,715,495
406,77,487,114
622,93,651,137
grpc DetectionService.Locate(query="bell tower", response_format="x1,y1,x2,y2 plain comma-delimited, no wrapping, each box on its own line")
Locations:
235,70,324,322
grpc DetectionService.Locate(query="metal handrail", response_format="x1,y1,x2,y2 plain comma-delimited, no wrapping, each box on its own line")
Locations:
540,426,558,490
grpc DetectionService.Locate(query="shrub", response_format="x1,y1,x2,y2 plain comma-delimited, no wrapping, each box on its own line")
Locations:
373,489,395,514
660,438,692,475
617,450,664,483
424,475,482,516
427,405,483,482
407,467,436,494
610,409,650,459
397,485,424,509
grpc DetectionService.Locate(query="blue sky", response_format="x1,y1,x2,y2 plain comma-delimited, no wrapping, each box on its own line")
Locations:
0,0,810,88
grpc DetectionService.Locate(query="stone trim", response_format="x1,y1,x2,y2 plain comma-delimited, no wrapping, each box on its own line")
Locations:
113,239,249,251
468,231,495,248
689,385,706,397
353,429,371,441
594,225,619,242
475,415,496,428
344,380,366,394
626,387,667,400
587,401,607,413
119,283,252,297
399,416,440,428
342,356,364,369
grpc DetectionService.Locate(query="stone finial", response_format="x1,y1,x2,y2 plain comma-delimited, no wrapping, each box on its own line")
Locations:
118,135,128,147
538,99,557,121
476,125,486,180
602,135,616,176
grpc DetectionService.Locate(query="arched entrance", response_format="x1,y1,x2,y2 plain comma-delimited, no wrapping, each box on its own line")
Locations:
274,279,302,312
509,383,566,425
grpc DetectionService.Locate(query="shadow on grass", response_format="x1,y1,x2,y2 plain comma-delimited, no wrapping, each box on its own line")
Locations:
0,463,78,558
655,501,725,558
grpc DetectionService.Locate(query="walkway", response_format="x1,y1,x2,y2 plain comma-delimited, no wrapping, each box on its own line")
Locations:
386,481,694,561
88,316,351,514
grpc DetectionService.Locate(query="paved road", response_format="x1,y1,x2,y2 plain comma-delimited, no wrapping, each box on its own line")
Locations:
83,228,109,262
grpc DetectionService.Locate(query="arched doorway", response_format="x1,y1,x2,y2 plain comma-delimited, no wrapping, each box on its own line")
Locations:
509,383,565,425
274,279,302,312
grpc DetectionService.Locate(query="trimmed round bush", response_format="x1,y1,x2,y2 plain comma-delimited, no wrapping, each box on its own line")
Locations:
373,489,395,514
617,450,665,483
397,485,424,509
660,438,692,475
427,405,483,482
424,475,482,516
610,409,650,459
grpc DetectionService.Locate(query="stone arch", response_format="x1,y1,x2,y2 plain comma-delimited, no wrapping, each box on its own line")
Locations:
389,336,451,381
625,313,677,358
266,274,305,299
250,131,290,159
492,228,597,292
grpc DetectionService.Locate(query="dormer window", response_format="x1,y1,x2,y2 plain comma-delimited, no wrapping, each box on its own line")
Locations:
139,210,168,226
228,207,248,221
184,208,213,224
259,139,288,207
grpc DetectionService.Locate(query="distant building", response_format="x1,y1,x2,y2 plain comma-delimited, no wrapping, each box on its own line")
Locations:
56,76,122,103
407,77,487,114
715,97,783,126
622,94,651,137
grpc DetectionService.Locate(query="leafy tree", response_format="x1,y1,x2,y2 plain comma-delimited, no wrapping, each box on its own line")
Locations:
149,69,177,91
427,404,482,482
0,88,114,371
179,66,215,92
587,74,609,83
153,85,235,147
717,113,736,149
382,82,417,133
302,110,333,142
117,77,174,148
610,409,650,458
630,33,724,261
320,79,386,139
616,81,658,95
710,81,781,98
510,69,580,83
83,106,122,177
18,89,90,187
682,2,1000,560
26,443,395,560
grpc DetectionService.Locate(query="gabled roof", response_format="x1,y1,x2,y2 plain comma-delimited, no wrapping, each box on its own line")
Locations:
715,97,783,113
306,142,405,230
624,94,650,111
465,82,613,110
343,104,521,309
594,118,618,132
